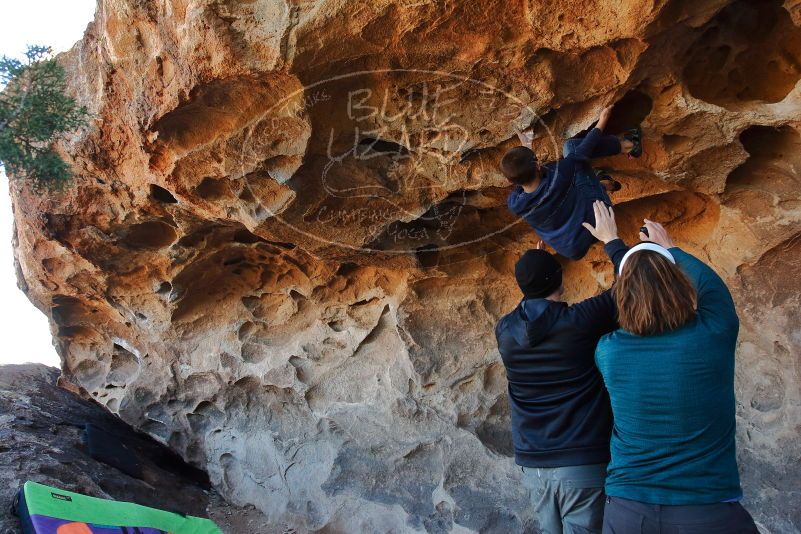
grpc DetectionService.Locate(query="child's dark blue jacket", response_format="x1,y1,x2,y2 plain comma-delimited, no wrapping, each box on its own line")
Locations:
507,128,610,260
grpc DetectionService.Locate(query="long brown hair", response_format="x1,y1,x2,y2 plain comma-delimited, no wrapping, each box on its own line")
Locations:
614,251,698,336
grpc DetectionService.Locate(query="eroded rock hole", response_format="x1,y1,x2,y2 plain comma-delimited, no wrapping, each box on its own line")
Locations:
683,0,801,107
366,188,516,260
223,256,246,267
662,134,693,152
156,281,172,295
151,77,278,156
150,184,178,203
416,244,440,268
176,231,209,248
238,321,258,341
475,396,514,457
327,320,346,332
288,356,310,383
195,177,231,200
122,221,178,250
725,125,801,196
187,401,224,434
71,359,105,390
238,185,259,205
605,89,653,134
232,228,295,249
739,232,801,308
260,154,302,184
336,262,359,276
357,304,391,349
233,229,263,244
750,372,785,413
220,352,237,369
358,137,410,156
57,325,96,338
51,296,85,326
141,420,169,440
241,341,269,364
107,343,139,385
459,145,496,164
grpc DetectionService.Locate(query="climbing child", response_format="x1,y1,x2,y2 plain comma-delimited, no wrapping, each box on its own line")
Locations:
501,105,641,260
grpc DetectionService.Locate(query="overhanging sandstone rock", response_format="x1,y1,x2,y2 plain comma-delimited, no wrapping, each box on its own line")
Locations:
8,0,801,531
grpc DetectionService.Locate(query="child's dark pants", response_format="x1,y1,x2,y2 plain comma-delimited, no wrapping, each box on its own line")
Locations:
563,135,622,159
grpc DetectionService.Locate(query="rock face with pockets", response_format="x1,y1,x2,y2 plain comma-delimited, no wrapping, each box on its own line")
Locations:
8,0,801,532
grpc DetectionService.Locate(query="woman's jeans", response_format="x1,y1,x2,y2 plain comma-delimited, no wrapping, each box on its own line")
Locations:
602,495,760,534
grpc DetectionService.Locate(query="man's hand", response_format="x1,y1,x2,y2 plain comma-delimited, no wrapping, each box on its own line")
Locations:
640,219,675,248
582,200,619,244
597,105,613,131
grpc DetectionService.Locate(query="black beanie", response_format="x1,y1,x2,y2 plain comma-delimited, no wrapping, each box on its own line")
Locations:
515,250,563,299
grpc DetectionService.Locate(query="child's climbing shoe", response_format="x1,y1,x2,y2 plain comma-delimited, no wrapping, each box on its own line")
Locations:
595,168,622,192
624,127,642,158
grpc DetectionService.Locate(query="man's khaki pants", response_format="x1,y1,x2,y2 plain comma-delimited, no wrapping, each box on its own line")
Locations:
520,463,607,534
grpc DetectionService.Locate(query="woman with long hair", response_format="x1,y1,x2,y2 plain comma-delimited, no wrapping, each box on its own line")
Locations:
582,201,759,534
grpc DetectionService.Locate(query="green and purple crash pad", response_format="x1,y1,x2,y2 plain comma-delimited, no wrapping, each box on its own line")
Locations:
15,481,223,534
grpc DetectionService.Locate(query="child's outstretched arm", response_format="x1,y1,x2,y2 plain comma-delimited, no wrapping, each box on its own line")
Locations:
569,105,613,160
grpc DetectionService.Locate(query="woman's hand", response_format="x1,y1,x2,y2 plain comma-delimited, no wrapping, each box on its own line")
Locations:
640,219,675,248
582,200,619,244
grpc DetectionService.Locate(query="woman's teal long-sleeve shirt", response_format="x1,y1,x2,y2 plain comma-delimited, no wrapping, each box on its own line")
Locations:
595,248,743,505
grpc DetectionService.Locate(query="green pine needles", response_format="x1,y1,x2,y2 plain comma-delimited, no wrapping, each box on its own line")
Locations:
0,45,88,190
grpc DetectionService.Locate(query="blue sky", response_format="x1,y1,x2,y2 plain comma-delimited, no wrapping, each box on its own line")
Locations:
0,0,97,365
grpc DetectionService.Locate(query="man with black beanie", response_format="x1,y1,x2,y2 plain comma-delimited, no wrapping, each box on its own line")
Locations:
496,233,627,534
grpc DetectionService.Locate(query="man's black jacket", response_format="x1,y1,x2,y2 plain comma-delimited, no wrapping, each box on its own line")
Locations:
495,240,626,467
